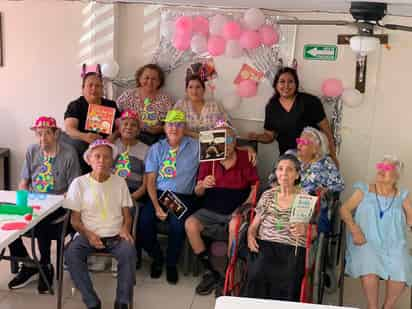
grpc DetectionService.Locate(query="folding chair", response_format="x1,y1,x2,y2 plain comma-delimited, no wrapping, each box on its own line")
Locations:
56,205,138,309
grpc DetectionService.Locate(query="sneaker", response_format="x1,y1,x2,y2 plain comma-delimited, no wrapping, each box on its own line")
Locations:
150,260,163,279
214,277,225,298
37,264,54,294
114,301,128,309
8,265,39,289
195,271,220,295
166,266,178,284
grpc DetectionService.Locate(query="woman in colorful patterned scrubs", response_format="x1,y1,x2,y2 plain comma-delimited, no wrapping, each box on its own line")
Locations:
140,110,199,284
8,116,80,293
116,64,173,145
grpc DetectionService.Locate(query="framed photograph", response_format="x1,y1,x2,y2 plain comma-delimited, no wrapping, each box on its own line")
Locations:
0,12,3,66
199,129,227,162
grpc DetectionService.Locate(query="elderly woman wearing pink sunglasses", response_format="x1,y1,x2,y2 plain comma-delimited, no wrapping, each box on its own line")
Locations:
340,155,412,309
269,127,343,195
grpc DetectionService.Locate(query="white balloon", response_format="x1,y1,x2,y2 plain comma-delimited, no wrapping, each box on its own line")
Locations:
225,40,243,58
101,60,119,79
244,8,265,30
222,94,241,111
161,20,175,40
210,14,229,35
342,88,363,108
190,34,208,54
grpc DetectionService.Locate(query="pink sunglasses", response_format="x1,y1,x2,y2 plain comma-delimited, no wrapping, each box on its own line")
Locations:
376,162,396,172
296,138,313,146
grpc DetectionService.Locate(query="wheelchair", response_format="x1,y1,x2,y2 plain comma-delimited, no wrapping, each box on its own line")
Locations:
223,188,342,304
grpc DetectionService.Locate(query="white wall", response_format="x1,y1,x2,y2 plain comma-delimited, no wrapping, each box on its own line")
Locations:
115,5,412,198
0,0,85,189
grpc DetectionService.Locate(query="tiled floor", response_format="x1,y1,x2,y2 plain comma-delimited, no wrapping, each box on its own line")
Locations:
0,252,409,309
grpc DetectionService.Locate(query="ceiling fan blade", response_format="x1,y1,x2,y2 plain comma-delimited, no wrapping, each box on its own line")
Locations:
277,19,352,26
383,24,412,32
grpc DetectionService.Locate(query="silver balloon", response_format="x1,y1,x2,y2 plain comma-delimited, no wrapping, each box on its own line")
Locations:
322,96,343,154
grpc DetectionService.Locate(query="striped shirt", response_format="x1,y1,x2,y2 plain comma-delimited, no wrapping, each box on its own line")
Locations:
256,187,307,247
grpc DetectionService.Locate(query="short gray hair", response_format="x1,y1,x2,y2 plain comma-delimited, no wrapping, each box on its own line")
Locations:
382,154,404,175
301,127,329,158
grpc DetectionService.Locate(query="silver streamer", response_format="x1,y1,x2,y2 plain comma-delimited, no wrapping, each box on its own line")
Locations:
322,96,343,154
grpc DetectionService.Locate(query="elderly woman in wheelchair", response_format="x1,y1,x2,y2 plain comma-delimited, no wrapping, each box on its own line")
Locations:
340,155,412,309
185,124,259,296
245,154,313,301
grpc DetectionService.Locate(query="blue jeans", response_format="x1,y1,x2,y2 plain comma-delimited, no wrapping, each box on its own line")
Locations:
138,191,195,267
64,234,136,308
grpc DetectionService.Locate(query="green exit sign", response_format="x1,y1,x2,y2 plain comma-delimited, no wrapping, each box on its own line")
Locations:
304,44,338,61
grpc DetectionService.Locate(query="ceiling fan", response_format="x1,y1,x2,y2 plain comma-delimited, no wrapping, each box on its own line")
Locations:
276,1,412,92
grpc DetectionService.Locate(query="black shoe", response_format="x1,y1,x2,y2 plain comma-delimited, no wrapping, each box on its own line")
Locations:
37,264,54,294
150,260,163,278
8,265,39,289
136,255,142,270
114,301,128,309
166,266,178,284
195,271,220,295
214,277,225,298
89,301,101,309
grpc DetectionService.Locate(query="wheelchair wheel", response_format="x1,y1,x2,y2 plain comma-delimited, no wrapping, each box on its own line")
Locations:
313,233,327,304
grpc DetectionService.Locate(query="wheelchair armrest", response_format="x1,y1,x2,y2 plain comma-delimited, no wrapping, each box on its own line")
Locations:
232,203,254,219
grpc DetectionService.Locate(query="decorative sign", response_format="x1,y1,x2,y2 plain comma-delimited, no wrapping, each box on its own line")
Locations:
85,104,116,135
289,194,318,223
199,129,226,162
304,44,338,61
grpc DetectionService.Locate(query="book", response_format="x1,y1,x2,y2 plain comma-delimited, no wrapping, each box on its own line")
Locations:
199,129,226,162
85,104,116,135
159,190,188,220
233,64,264,85
289,194,318,224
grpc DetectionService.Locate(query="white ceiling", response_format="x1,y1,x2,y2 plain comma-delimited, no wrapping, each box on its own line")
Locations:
119,0,412,17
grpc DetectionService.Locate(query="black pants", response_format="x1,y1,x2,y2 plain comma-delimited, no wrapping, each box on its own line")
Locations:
8,208,66,266
244,239,305,301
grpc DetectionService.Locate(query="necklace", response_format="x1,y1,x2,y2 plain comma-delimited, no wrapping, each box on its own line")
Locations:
274,188,296,230
374,184,397,219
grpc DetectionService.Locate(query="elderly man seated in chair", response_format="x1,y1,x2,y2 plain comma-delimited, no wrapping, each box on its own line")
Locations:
64,139,136,309
185,121,259,296
8,116,80,293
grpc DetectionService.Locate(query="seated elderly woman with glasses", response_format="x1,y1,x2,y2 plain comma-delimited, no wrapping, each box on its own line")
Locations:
269,126,343,195
185,121,259,296
340,156,412,309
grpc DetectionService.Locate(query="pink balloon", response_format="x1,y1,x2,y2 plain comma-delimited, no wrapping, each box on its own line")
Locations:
208,35,226,56
239,30,261,49
175,16,193,34
223,21,242,40
172,32,191,51
192,16,209,36
225,40,243,58
259,25,279,46
321,78,344,97
237,80,258,98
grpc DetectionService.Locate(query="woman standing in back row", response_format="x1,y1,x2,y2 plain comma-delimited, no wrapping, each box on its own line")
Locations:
248,67,339,167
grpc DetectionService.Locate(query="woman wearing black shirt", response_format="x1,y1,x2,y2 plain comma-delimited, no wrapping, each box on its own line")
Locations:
248,67,338,166
63,70,120,173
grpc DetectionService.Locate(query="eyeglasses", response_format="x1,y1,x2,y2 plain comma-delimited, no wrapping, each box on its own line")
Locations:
376,162,396,172
166,122,185,128
226,136,235,144
296,138,312,146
